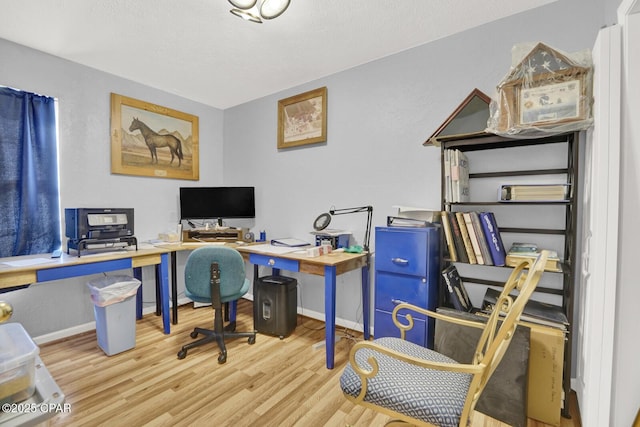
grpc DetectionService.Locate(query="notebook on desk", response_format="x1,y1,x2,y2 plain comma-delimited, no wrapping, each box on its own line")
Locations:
270,238,310,247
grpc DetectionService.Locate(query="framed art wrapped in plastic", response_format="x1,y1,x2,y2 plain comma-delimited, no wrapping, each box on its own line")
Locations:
487,42,594,138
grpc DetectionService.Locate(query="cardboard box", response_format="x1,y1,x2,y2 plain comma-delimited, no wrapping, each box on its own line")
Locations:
435,308,565,427
524,321,565,427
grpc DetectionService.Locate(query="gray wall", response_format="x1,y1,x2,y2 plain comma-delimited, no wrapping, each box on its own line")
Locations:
0,38,224,337
224,0,605,326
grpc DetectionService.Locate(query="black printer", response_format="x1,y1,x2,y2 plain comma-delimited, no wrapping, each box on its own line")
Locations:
65,208,137,256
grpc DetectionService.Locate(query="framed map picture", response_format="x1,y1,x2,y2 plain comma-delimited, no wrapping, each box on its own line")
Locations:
277,87,327,149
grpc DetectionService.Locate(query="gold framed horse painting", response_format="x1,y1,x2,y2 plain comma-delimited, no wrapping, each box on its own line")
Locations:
110,93,199,180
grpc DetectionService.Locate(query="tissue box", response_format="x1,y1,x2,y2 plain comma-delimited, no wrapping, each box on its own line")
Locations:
0,323,39,404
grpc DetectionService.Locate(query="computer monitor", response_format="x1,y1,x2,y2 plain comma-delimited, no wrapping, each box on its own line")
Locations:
179,187,255,225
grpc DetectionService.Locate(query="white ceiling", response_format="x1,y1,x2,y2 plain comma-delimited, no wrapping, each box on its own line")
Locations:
0,0,556,109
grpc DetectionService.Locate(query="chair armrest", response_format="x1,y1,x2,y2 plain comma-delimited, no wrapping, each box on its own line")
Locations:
350,339,484,375
391,302,485,339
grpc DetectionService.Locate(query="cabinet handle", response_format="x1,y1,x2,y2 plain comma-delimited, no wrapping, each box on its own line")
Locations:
268,259,275,266
391,257,409,266
391,298,408,305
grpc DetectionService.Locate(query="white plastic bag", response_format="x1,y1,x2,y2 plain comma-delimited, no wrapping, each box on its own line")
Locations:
87,275,141,307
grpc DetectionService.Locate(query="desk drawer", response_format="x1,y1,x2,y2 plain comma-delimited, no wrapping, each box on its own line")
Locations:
249,253,299,272
37,258,133,282
375,271,430,319
375,227,433,276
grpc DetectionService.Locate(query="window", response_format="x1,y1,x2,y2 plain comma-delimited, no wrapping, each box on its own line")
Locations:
0,86,61,257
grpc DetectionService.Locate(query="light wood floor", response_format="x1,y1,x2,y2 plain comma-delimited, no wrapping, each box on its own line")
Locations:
39,299,581,427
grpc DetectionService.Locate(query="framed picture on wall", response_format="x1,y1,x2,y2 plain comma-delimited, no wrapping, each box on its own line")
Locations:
277,87,327,149
110,93,199,180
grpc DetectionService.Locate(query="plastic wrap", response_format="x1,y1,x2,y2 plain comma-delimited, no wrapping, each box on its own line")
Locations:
87,275,141,307
486,42,593,138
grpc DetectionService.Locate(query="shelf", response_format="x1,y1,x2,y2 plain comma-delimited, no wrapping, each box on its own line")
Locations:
447,259,570,274
499,227,566,235
458,275,564,296
439,132,573,151
446,201,572,206
469,168,569,179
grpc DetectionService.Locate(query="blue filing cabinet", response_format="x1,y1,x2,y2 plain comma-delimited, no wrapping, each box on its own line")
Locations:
374,225,440,348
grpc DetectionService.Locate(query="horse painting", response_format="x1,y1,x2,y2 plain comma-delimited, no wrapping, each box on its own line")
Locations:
128,117,184,167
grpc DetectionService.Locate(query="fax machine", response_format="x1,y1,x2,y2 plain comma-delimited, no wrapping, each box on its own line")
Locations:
65,208,137,256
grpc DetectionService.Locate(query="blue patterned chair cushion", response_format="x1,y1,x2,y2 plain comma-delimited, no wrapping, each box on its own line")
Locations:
340,337,472,427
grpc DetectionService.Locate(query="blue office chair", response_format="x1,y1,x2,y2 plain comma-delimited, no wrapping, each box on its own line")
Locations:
177,246,256,363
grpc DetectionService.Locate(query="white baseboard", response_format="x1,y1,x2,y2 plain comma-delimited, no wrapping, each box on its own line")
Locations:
32,296,365,344
33,322,97,345
33,297,194,345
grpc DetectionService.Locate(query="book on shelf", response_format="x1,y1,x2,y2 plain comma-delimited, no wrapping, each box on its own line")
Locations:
455,212,477,264
443,210,506,266
449,149,459,203
441,265,474,312
482,288,568,330
499,184,571,202
478,211,506,266
447,212,469,263
440,211,457,262
456,150,470,203
446,149,470,203
444,149,452,203
508,242,539,253
462,212,485,265
470,211,494,266
505,244,561,272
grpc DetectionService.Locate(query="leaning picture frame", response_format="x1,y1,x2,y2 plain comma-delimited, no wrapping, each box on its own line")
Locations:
110,93,199,180
518,78,583,126
277,87,327,149
497,71,589,131
488,42,593,135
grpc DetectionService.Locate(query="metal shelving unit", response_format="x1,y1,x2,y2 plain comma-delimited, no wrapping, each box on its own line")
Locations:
439,131,579,419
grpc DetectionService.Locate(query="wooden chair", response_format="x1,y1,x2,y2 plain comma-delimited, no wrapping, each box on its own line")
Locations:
340,250,550,427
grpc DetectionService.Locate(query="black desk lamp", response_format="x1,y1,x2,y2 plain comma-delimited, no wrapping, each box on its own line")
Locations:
313,205,373,253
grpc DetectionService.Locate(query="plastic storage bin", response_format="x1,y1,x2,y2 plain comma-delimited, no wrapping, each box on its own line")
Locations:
0,355,66,426
254,275,297,339
0,323,39,404
87,275,141,356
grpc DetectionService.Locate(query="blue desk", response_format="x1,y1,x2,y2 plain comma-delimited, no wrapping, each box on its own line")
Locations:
0,248,171,334
236,246,370,369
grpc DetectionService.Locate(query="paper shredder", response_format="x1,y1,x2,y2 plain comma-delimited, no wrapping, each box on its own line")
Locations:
254,275,297,339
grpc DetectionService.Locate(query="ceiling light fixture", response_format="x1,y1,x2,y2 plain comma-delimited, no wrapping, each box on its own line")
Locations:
228,0,290,23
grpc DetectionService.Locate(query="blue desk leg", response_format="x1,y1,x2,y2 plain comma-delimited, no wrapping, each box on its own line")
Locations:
158,253,170,334
362,262,370,340
229,300,237,323
134,267,143,320
324,265,337,369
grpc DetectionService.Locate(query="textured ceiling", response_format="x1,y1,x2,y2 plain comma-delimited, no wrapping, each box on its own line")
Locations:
0,0,556,109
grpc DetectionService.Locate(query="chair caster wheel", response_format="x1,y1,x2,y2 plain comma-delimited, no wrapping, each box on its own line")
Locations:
177,350,187,359
218,352,227,364
248,336,256,345
279,336,284,340
190,331,198,339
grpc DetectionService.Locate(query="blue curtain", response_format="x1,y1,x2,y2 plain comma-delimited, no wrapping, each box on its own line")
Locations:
0,87,60,257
